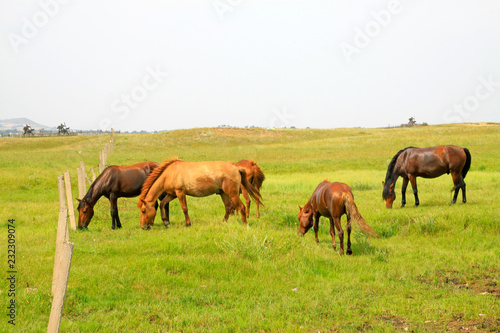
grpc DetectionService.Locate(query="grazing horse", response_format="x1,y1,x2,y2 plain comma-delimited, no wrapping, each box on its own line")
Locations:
77,161,163,229
138,158,262,230
382,145,471,208
298,180,378,255
235,160,265,218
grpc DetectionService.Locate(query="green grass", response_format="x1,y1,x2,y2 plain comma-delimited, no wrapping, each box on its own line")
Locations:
1,123,499,332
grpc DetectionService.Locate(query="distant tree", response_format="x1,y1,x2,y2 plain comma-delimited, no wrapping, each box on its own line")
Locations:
57,123,70,135
408,117,416,127
23,124,34,136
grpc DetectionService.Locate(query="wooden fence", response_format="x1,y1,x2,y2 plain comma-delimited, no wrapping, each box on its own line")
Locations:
47,129,113,332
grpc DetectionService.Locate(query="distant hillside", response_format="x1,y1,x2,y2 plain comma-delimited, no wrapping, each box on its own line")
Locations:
0,118,52,131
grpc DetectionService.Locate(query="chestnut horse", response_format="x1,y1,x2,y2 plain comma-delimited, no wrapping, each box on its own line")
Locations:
298,180,378,255
138,158,262,230
382,145,471,208
235,160,265,218
77,161,164,229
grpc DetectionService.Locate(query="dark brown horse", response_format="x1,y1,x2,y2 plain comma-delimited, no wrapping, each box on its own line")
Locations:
298,180,378,255
77,161,164,229
138,158,262,230
382,145,471,208
235,160,265,218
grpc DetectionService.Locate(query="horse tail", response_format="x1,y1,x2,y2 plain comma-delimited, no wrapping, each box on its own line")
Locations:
342,192,378,237
251,162,265,190
238,168,264,207
462,148,471,179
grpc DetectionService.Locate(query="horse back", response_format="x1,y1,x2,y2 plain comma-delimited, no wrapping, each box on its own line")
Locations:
165,161,240,196
402,146,466,177
311,181,350,218
105,163,155,197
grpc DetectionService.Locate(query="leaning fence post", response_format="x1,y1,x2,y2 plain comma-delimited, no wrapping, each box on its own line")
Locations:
77,167,85,200
90,168,96,182
48,176,75,332
63,171,76,231
47,241,74,333
52,176,69,295
99,151,104,174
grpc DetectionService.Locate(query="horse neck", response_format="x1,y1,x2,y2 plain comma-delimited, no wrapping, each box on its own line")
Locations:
145,171,167,203
85,179,105,206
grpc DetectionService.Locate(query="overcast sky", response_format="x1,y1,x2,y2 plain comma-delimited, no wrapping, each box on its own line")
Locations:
1,0,499,132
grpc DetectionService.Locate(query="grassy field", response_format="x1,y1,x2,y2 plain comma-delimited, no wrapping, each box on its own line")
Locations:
1,123,499,332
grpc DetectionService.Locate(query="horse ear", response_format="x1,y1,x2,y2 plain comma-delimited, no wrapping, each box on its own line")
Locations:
298,205,303,211
77,198,81,202
382,181,385,187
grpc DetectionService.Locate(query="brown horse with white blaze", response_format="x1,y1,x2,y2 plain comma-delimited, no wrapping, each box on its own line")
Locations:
77,161,164,229
298,180,378,255
382,145,471,208
235,160,265,218
138,158,262,230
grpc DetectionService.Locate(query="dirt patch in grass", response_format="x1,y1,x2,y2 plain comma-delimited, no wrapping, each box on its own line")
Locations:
446,315,500,332
417,266,499,297
378,313,409,331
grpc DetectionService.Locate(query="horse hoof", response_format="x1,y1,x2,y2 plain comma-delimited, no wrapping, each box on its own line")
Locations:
164,222,170,228
401,204,405,208
346,249,353,255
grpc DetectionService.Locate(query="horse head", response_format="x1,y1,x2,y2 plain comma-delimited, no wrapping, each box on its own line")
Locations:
77,198,94,229
297,204,314,236
138,199,157,230
382,181,396,208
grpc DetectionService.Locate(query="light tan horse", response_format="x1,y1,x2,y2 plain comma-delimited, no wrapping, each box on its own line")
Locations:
235,160,265,218
138,158,262,229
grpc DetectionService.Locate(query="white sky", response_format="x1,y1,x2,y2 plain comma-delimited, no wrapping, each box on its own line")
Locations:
1,0,499,132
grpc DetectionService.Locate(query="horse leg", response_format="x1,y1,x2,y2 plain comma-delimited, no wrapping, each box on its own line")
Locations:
409,175,419,207
220,192,233,222
333,217,344,255
109,194,121,229
462,180,467,203
160,194,176,228
313,213,320,244
346,215,353,255
229,193,247,225
329,217,336,249
175,191,192,227
240,185,251,218
451,173,466,204
401,177,409,208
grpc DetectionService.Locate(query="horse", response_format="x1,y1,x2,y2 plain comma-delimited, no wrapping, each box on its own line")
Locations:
382,145,471,208
77,161,164,229
138,158,263,230
298,180,378,255
235,160,265,218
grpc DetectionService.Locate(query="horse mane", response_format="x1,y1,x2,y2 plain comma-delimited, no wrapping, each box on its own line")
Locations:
77,166,113,208
382,147,414,199
139,158,182,204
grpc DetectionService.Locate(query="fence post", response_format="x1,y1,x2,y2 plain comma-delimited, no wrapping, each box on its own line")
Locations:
47,241,74,333
77,168,85,200
52,176,69,295
63,171,76,231
90,168,96,182
99,151,104,174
